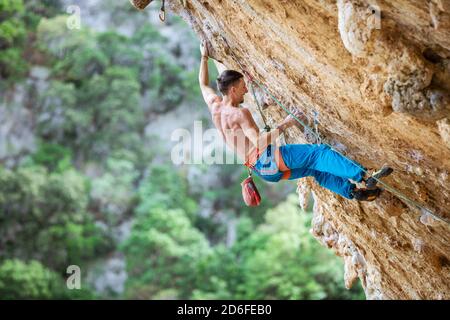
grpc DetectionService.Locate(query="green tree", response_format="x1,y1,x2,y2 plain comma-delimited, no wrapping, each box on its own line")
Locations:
0,259,96,299
191,244,242,300
25,1,62,19
30,142,73,173
191,195,365,300
36,16,108,81
0,166,112,270
35,80,78,143
145,54,186,112
239,195,364,299
89,157,140,225
36,67,144,161
121,207,210,299
77,66,144,160
23,0,62,30
97,31,142,72
0,259,61,299
130,22,201,112
121,163,209,299
135,164,198,220
0,0,28,80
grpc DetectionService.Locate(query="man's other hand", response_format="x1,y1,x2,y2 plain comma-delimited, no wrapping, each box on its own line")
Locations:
283,108,306,127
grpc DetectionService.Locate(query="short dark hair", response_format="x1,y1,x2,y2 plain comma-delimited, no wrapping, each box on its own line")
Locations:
216,70,243,95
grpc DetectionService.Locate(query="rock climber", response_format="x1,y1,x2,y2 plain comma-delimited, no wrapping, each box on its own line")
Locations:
198,41,393,201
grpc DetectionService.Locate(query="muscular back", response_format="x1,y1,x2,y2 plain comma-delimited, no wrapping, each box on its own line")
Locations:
210,98,258,162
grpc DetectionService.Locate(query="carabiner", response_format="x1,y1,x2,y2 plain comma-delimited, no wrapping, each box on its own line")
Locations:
159,0,166,22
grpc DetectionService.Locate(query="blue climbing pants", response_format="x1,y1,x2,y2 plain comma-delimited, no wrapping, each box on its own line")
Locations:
252,144,366,199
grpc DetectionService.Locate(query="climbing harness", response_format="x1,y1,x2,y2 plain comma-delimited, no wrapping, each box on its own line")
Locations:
217,35,449,224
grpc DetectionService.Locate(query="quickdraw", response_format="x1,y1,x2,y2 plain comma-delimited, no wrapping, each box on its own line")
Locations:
159,0,166,22
130,0,166,22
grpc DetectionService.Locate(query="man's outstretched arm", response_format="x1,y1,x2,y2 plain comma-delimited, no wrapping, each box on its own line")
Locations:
240,108,304,151
199,41,220,110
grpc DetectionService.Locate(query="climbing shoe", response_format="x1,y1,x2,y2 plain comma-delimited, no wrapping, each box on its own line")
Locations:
352,187,382,202
365,165,393,189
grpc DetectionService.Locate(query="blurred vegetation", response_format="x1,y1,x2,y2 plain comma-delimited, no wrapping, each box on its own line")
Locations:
0,165,113,271
0,0,28,81
0,1,365,300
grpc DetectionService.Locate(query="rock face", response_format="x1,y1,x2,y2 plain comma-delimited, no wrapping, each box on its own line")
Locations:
130,0,450,299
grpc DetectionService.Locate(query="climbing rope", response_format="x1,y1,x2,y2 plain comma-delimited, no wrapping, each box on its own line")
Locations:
249,81,271,132
312,110,322,144
217,35,449,225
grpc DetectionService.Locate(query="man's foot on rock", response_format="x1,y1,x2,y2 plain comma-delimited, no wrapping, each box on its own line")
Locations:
365,165,393,189
352,187,382,201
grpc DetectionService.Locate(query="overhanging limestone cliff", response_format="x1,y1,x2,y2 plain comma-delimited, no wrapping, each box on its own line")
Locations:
130,0,450,299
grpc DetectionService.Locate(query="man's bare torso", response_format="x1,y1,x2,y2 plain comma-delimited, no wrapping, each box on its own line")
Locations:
210,100,256,161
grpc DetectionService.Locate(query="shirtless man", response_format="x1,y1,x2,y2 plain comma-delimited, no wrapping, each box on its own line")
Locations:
198,42,392,201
